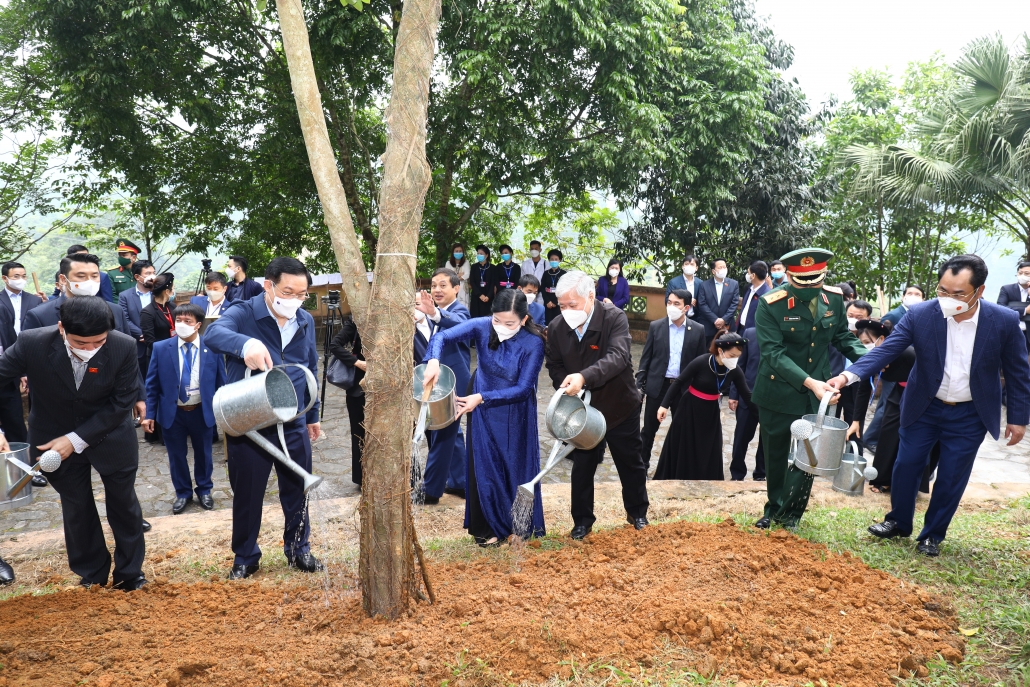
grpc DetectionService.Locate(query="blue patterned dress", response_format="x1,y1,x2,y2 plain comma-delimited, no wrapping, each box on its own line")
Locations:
425,318,545,539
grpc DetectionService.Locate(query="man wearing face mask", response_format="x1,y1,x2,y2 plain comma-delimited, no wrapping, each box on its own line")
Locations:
546,271,650,540
223,256,265,303
119,260,156,374
735,260,770,331
829,254,1030,557
205,257,322,579
521,240,547,281
491,244,521,300
664,254,700,318
768,260,787,288
106,239,143,303
190,272,232,323
997,261,1030,363
751,248,867,530
0,262,44,466
56,245,114,302
23,254,135,338
696,258,740,346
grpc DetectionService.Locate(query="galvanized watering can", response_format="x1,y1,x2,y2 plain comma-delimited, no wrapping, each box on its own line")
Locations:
1,444,61,511
212,364,323,493
791,391,848,478
412,363,457,434
832,441,878,496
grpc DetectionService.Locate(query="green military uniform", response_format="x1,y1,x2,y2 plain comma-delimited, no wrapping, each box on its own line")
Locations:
751,248,866,526
106,238,141,303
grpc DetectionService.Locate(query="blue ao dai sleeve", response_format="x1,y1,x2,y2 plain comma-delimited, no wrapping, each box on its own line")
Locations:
478,337,544,409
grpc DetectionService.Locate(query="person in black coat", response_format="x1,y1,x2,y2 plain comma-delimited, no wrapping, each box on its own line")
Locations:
140,274,176,346
997,262,1030,361
329,318,367,486
728,326,765,480
469,245,494,318
540,249,567,325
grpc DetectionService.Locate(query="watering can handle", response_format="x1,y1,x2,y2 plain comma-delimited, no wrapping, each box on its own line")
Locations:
578,389,591,406
243,364,319,422
848,440,859,456
816,390,835,427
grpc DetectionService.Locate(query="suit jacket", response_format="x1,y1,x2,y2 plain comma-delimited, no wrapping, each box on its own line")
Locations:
635,316,706,399
846,299,1030,439
22,295,133,338
141,301,175,345
736,281,770,330
664,274,700,317
528,300,545,323
545,301,640,428
696,278,741,337
145,335,226,429
119,289,148,358
190,295,231,317
997,283,1030,351
882,304,909,326
0,289,43,344
0,327,139,469
225,277,265,303
427,300,472,396
728,326,761,408
596,276,630,309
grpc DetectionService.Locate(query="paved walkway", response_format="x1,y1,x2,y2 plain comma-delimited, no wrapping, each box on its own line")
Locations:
2,343,1027,537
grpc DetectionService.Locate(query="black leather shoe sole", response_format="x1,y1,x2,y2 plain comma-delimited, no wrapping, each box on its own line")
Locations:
228,564,259,580
570,526,591,541
754,517,771,529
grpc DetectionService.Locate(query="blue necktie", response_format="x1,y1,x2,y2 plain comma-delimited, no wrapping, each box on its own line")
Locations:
179,343,193,403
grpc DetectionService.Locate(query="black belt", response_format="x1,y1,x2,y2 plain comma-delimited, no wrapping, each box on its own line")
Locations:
178,404,201,412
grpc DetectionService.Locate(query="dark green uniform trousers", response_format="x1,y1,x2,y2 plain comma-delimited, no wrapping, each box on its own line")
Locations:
758,405,815,526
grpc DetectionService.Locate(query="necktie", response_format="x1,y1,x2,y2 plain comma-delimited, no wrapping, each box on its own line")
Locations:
179,343,193,403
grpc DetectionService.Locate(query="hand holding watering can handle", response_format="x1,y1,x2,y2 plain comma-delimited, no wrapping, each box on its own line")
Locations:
244,364,319,422
816,390,835,429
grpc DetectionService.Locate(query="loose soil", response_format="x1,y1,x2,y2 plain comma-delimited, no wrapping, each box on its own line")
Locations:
0,519,963,687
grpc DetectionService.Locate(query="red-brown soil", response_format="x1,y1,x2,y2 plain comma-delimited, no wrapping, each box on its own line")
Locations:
0,519,963,686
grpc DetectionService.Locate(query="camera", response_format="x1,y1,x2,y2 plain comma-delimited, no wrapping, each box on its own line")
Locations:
201,258,212,271
321,290,341,307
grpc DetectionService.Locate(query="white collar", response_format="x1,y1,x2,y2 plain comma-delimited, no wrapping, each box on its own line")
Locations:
5,288,20,299
178,335,201,348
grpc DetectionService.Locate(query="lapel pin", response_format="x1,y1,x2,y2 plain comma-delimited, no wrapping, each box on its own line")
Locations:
88,367,99,374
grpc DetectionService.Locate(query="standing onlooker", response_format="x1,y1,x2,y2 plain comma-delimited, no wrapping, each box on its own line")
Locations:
329,317,367,486
521,240,546,282
445,243,471,308
546,271,650,539
0,262,45,339
696,258,740,344
121,259,159,443
142,304,225,514
0,262,41,476
190,272,232,319
831,254,1030,556
224,256,264,303
492,245,520,298
540,250,566,325
998,261,1030,361
470,245,494,318
106,239,142,303
664,255,700,319
866,288,922,449
829,299,872,381
883,285,925,325
596,259,630,310
23,253,134,337
635,289,706,470
736,260,770,331
141,274,177,352
58,245,113,302
728,326,765,481
768,260,787,288
518,274,545,323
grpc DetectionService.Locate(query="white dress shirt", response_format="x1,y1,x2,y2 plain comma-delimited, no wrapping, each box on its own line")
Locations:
206,297,224,318
63,344,91,454
414,313,433,343
682,276,697,317
1018,283,1029,331
713,279,725,306
666,317,686,378
241,313,300,359
177,336,202,406
738,283,759,328
136,287,152,310
5,288,21,335
521,257,546,282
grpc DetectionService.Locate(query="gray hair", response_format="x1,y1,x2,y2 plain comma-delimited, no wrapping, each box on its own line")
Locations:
555,270,594,299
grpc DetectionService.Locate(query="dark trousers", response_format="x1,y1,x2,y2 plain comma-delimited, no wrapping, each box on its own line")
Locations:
424,420,467,497
887,399,985,542
163,405,214,499
758,405,814,526
0,382,26,443
346,393,365,486
730,400,765,480
863,380,895,447
571,410,649,529
227,422,312,567
46,453,145,585
640,380,672,470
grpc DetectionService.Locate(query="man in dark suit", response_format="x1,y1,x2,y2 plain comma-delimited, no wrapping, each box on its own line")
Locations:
546,271,650,540
736,260,770,331
635,289,706,470
0,297,147,589
0,261,45,341
224,255,265,303
23,254,134,338
0,261,43,452
142,304,226,514
119,259,156,371
997,261,1030,361
190,271,232,323
831,255,1030,557
728,326,765,480
696,258,740,344
882,284,925,326
415,268,472,503
54,245,114,303
205,257,322,580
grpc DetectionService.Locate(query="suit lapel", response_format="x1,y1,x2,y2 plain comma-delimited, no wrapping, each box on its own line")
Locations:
932,302,948,369
970,302,992,370
75,343,109,397
656,321,670,368
49,336,79,394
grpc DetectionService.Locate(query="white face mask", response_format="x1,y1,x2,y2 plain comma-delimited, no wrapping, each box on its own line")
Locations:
863,341,877,350
720,355,739,370
64,336,102,362
523,292,537,305
561,307,589,330
67,278,101,297
714,269,727,280
175,322,199,339
744,273,752,283
847,317,859,331
270,285,304,319
206,289,224,302
666,304,684,321
5,278,26,291
493,323,520,342
529,249,540,258
608,268,620,278
939,295,974,319
225,267,238,279
1017,274,1030,286
902,294,922,307
683,265,696,276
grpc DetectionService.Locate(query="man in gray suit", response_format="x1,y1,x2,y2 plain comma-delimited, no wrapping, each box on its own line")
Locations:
695,257,740,345
0,297,147,589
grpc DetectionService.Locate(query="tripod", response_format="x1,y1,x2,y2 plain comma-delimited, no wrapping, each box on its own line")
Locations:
320,299,344,420
193,265,211,296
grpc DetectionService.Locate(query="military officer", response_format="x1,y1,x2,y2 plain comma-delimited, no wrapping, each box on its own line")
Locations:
107,239,141,303
750,248,866,529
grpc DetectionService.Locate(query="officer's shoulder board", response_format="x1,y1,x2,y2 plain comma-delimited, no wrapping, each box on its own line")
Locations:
822,284,843,295
763,289,788,304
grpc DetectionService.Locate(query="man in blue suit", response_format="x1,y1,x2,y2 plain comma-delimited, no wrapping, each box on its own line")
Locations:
205,257,322,580
414,268,471,503
190,271,232,320
142,304,226,514
735,260,770,331
728,326,765,480
997,261,1030,360
695,258,740,345
830,255,1030,557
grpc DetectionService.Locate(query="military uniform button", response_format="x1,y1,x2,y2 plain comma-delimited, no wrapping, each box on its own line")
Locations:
812,326,817,331
790,328,794,331
770,375,775,380
809,358,813,362
811,343,815,347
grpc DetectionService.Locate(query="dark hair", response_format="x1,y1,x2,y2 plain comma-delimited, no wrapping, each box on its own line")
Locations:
228,255,249,274
668,288,691,305
487,289,545,350
904,284,925,297
173,303,205,324
152,273,175,296
711,257,727,268
529,240,542,248
855,318,893,339
205,271,228,287
519,274,541,289
130,260,153,278
749,260,768,281
498,244,513,254
431,267,461,288
2,261,24,277
847,299,873,317
768,260,784,269
450,242,466,267
938,254,988,288
265,256,311,285
66,244,89,255
1018,261,1030,271
682,254,697,265
60,296,114,336
60,253,100,277
476,244,491,257
548,249,563,261
606,259,622,278
836,282,855,300
709,331,747,356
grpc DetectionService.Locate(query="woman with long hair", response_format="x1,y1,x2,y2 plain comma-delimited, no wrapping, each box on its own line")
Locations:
653,332,751,480
596,258,630,310
421,289,546,545
445,242,471,307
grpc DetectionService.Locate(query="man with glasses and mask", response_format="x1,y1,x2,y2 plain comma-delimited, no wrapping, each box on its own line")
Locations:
998,261,1030,363
829,254,1030,557
205,257,322,580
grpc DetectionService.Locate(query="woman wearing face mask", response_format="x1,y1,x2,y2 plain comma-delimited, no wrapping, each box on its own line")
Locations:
141,273,177,347
541,249,566,325
596,258,630,310
445,242,471,308
490,244,521,302
653,332,751,481
469,245,494,319
421,289,546,546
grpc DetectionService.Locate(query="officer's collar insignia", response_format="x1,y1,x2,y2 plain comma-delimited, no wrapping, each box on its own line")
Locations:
821,292,829,304
787,296,795,309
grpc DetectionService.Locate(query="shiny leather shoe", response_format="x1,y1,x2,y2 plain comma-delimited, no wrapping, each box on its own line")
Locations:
141,519,152,533
868,519,907,539
172,496,192,515
0,557,14,585
754,517,771,529
422,495,440,505
114,575,148,591
288,553,325,573
228,564,259,580
569,525,591,541
198,494,215,511
627,516,648,530
917,539,941,557
31,474,47,487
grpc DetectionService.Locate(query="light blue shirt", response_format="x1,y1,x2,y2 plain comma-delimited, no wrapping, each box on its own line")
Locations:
278,315,300,350
136,287,152,309
574,303,596,341
667,317,686,378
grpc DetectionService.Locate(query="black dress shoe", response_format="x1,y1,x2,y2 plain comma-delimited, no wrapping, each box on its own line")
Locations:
228,564,259,580
422,495,440,505
0,557,14,585
754,517,771,529
570,525,591,540
754,476,766,482
141,519,152,533
443,487,466,499
172,496,192,514
31,474,47,487
868,519,908,539
198,494,214,510
288,553,325,573
114,575,148,591
917,539,941,557
627,516,648,530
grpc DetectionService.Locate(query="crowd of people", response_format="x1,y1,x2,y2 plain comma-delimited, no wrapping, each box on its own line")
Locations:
0,238,1027,589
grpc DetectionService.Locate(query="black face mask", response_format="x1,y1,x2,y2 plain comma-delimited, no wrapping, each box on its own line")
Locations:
788,283,821,302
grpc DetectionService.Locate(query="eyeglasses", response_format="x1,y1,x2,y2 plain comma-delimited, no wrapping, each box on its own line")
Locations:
274,283,308,299
935,285,975,300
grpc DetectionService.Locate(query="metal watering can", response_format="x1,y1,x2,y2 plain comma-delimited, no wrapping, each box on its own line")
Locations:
212,364,323,494
790,391,848,478
832,441,878,496
1,444,62,511
412,363,457,437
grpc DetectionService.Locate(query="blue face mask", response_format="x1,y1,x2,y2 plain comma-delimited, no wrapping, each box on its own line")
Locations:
453,252,464,260
549,260,560,269
501,253,512,262
476,254,486,263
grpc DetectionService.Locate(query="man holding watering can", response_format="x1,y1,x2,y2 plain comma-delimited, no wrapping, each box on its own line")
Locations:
205,257,322,581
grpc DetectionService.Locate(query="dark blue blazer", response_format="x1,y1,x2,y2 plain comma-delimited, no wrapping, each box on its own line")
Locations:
0,289,42,346
595,276,630,309
190,295,231,317
846,299,1030,439
729,326,760,408
736,282,769,331
204,295,320,425
23,294,133,338
696,277,741,337
528,300,545,324
145,335,226,429
997,282,1030,351
425,300,471,396
881,304,909,326
119,288,148,358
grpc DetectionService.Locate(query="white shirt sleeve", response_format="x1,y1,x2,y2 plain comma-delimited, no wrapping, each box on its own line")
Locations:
841,370,860,385
241,337,265,361
65,432,89,454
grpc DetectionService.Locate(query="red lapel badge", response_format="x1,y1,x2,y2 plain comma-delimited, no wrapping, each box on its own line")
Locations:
88,367,99,374
821,292,829,305
589,345,599,350
787,296,795,309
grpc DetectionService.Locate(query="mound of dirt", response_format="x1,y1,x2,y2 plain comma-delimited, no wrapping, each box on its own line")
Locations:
0,519,963,686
